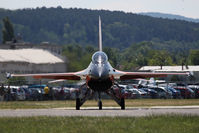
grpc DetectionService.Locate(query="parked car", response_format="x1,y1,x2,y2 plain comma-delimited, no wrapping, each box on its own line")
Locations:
140,88,159,99
148,86,173,99
167,87,181,99
53,87,70,100
112,85,125,98
111,85,134,99
11,86,26,101
117,85,149,99
123,89,140,99
137,89,149,98
21,86,33,100
28,84,46,100
28,84,46,92
70,87,80,100
174,86,195,99
29,88,43,101
188,85,199,98
128,88,148,99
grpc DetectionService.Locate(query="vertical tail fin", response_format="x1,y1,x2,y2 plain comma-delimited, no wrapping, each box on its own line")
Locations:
99,16,102,51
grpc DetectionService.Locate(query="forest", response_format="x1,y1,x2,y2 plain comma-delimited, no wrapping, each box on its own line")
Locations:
62,43,199,71
1,7,199,71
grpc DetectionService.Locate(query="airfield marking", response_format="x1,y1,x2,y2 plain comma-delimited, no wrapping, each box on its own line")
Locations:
0,106,199,117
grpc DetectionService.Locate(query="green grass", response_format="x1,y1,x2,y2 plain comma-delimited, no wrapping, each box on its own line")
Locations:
0,99,199,109
0,100,75,109
0,115,198,133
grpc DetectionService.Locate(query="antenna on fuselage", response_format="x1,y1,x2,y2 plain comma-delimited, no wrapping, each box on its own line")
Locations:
99,16,102,51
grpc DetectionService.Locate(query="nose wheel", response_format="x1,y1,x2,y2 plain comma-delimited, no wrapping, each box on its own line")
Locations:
98,100,102,110
98,92,102,110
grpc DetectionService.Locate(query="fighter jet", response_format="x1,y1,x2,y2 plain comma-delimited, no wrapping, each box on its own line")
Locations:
9,16,189,110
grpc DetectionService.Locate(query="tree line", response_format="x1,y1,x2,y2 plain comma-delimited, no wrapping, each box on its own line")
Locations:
62,44,199,72
0,7,199,48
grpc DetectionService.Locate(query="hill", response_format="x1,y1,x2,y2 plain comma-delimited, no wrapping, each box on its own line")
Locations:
0,7,199,49
140,12,199,23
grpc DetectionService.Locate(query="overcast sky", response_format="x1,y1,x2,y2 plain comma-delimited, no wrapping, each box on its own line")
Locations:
0,0,199,18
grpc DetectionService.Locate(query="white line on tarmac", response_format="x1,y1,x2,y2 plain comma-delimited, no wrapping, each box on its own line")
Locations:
0,106,199,117
54,105,199,110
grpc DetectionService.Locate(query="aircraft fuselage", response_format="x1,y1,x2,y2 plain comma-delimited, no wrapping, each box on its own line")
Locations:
87,51,113,91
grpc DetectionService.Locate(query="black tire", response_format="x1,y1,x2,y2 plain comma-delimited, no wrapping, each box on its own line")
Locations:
98,100,102,110
121,98,125,110
76,98,80,110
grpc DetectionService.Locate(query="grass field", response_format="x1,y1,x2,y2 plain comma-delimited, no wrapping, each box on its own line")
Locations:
0,99,199,109
0,115,198,133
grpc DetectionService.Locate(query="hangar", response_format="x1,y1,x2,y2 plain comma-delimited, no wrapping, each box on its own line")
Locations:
139,65,199,72
0,48,67,83
139,65,199,83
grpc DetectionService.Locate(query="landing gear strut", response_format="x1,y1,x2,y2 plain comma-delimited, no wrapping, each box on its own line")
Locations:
121,97,125,110
98,100,102,110
98,92,102,110
75,84,93,110
76,98,80,110
106,86,125,110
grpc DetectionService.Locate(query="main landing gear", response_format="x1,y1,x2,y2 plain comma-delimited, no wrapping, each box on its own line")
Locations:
121,97,125,110
76,98,80,110
76,91,103,110
75,84,93,110
75,84,125,110
106,85,125,110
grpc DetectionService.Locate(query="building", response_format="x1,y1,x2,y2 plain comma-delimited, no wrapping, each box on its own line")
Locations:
0,48,67,83
0,42,62,55
139,65,199,83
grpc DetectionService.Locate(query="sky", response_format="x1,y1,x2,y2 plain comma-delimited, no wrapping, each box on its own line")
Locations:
0,0,199,19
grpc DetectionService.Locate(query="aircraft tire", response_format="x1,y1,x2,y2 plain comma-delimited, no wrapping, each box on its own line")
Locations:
121,98,125,110
98,100,102,110
76,98,80,110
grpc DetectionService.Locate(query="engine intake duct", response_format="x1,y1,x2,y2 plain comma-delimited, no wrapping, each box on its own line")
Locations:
88,78,112,92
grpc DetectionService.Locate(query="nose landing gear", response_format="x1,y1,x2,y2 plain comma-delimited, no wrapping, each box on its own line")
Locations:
98,92,102,110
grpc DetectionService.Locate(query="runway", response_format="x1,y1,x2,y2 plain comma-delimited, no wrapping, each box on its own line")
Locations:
0,106,199,117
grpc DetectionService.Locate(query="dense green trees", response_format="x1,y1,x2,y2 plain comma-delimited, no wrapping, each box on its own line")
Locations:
148,50,173,68
189,50,199,65
0,7,199,48
2,17,15,43
62,42,199,71
7,77,26,85
62,44,96,71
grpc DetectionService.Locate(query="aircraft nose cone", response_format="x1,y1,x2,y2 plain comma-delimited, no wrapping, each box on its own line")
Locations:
91,65,109,79
98,66,109,79
98,68,103,78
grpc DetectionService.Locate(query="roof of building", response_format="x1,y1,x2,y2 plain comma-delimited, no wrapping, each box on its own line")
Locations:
0,49,64,64
139,66,199,72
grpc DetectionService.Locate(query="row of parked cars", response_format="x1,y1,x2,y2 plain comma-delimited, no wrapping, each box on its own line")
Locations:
2,84,81,101
2,82,199,101
3,85,45,101
113,83,199,99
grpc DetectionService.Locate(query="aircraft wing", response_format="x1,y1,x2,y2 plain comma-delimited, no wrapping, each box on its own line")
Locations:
10,70,88,80
111,70,189,80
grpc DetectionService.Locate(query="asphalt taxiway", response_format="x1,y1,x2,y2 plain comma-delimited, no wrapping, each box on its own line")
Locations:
0,106,199,117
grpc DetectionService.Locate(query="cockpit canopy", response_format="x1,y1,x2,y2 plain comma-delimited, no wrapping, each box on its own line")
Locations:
92,51,108,64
